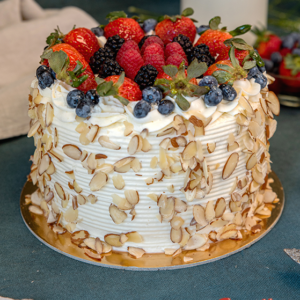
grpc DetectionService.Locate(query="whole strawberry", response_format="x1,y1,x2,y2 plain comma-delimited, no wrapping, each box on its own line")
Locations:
155,8,196,44
104,11,144,44
252,26,282,59
105,75,142,101
118,49,144,80
42,43,97,92
279,54,300,87
64,27,100,62
216,48,249,66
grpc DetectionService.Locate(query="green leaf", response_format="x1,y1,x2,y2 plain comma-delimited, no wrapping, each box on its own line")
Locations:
40,48,53,60
212,70,232,84
209,16,221,30
163,65,178,78
97,81,113,96
177,62,186,79
187,60,208,79
154,84,170,93
114,95,129,106
48,51,68,74
243,60,257,70
250,51,265,67
105,86,118,96
95,77,105,85
216,64,233,73
189,18,198,23
181,7,194,17
229,24,251,37
229,47,239,68
70,75,88,88
154,78,172,86
106,11,127,21
114,72,125,89
190,85,209,96
176,93,190,111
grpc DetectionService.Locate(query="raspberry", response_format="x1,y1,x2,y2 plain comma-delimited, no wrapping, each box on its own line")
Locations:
144,54,165,74
119,49,144,80
166,54,188,67
116,40,140,63
141,36,164,55
143,43,164,59
165,42,187,59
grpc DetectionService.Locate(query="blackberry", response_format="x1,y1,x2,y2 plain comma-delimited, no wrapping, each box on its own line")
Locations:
134,65,158,90
105,35,125,54
99,59,124,78
89,47,115,74
189,44,215,66
172,34,193,59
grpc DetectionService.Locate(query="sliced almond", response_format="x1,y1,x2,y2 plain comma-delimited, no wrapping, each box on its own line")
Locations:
170,216,184,230
38,154,50,176
127,135,140,155
114,157,135,170
112,174,125,190
193,205,208,227
243,131,255,151
77,194,87,205
112,194,132,210
62,144,82,160
210,218,228,227
227,141,239,152
182,141,197,160
207,142,216,153
73,180,83,193
147,193,158,202
205,200,215,222
97,163,114,174
87,153,97,170
79,127,90,145
237,177,248,189
236,113,249,126
249,180,260,193
89,171,108,191
95,237,103,254
126,231,143,243
266,91,280,116
174,198,187,213
54,182,65,200
170,228,182,243
239,96,254,115
159,197,175,221
109,204,127,224
131,158,141,172
252,166,265,185
65,170,75,180
27,120,41,137
29,205,43,215
124,190,139,206
84,237,96,250
64,206,78,222
196,140,204,162
98,136,120,150
86,125,100,143
128,247,145,258
45,102,54,127
141,138,152,152
72,195,78,210
229,200,242,212
171,136,187,148
184,234,207,250
246,153,257,170
220,229,238,240
123,121,134,136
248,121,262,138
156,127,176,137
222,153,239,180
75,121,88,134
167,184,175,193
150,156,158,169
144,177,154,185
214,197,226,218
87,194,98,204
71,230,89,242
104,234,123,247
170,162,182,173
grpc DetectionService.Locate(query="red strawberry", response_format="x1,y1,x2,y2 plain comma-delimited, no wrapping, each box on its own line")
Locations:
166,54,188,67
105,75,142,101
116,40,140,63
140,36,164,54
143,43,164,59
216,48,250,66
64,27,100,62
156,16,196,45
252,27,282,59
157,71,197,85
118,49,144,80
279,54,300,87
280,48,292,57
204,60,233,76
104,12,144,44
50,43,97,92
144,54,165,73
165,42,187,59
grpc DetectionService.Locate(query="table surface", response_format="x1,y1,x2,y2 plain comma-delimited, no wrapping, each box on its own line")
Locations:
0,105,300,300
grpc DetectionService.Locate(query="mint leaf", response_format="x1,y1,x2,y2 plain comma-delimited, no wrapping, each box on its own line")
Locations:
181,7,194,17
95,77,105,85
212,70,232,84
209,16,221,30
97,81,113,96
187,60,207,79
48,51,68,74
229,47,239,68
229,24,251,37
114,95,129,106
243,60,256,70
176,93,190,111
114,72,125,89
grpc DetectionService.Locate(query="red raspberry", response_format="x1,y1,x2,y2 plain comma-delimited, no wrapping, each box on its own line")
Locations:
144,54,165,73
166,54,188,67
116,40,140,63
143,43,164,59
165,42,186,59
119,49,144,80
141,36,164,55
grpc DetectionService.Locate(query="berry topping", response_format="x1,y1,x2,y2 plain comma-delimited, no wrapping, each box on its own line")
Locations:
172,34,193,59
142,86,163,103
104,12,145,44
166,54,188,67
76,100,91,118
133,100,151,118
270,52,282,65
253,73,268,89
143,43,165,59
158,99,175,115
219,84,237,101
279,54,300,87
247,66,260,79
142,19,158,33
89,47,115,74
91,26,104,37
197,25,210,35
259,63,268,73
36,66,55,89
67,90,85,108
116,40,140,63
134,65,158,90
99,59,124,78
140,36,164,55
165,42,187,60
199,76,218,88
64,27,100,62
105,35,125,54
144,54,165,74
204,86,223,106
85,89,99,105
189,44,215,66
118,49,144,80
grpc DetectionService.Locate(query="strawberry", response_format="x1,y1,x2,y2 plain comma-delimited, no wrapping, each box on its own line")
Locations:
280,48,292,57
116,40,140,63
143,43,165,59
165,42,187,60
279,54,300,87
166,54,188,67
216,48,249,66
252,26,282,59
42,43,97,92
204,60,232,76
104,12,144,44
155,8,196,44
118,49,144,80
104,75,142,101
64,27,100,62
144,54,165,73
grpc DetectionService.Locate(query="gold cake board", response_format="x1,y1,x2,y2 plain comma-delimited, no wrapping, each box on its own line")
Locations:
20,172,284,271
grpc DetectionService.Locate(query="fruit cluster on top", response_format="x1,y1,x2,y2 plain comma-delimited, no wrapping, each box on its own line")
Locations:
36,9,267,119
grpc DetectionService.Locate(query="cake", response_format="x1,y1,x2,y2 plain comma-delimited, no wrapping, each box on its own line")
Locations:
26,10,280,258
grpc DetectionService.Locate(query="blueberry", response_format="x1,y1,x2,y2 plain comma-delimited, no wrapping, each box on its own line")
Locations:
204,87,223,106
36,65,50,77
262,59,274,72
258,65,266,73
158,99,175,115
270,52,282,64
292,48,300,56
199,76,218,89
91,26,104,37
142,19,157,33
219,84,237,101
50,68,56,79
85,90,99,106
133,100,151,118
67,90,85,108
247,66,260,79
253,73,267,89
291,32,300,43
142,86,162,103
38,71,54,89
282,35,295,49
197,25,210,35
76,100,91,118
